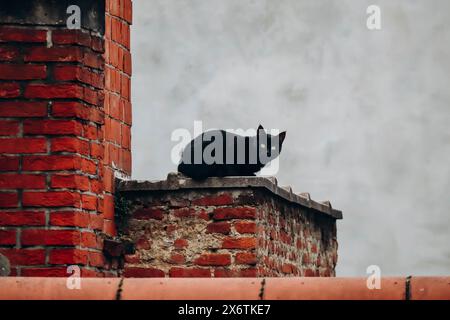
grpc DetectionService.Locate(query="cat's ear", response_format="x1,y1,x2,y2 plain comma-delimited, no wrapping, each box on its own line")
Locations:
278,131,286,144
257,124,264,131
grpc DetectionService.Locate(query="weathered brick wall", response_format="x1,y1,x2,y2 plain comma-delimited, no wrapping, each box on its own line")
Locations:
103,0,133,235
118,176,341,277
257,198,337,277
0,0,132,277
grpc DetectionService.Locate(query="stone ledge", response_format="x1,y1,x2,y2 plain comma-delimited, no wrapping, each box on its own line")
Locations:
117,173,343,220
0,0,105,34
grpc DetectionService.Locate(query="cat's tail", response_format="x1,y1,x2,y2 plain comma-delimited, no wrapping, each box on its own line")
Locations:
177,162,208,181
177,162,187,174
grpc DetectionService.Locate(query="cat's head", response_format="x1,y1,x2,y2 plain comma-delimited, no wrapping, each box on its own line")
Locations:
256,124,286,164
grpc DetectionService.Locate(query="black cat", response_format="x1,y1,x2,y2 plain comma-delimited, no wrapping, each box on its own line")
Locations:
178,125,286,180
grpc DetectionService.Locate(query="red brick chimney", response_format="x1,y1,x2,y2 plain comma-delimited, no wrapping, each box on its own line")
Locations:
0,0,132,277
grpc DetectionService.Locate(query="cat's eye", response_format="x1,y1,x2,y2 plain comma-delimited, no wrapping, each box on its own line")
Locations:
260,144,266,148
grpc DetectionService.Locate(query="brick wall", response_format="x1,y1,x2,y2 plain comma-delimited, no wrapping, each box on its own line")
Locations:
103,0,133,235
0,0,132,277
257,196,337,277
117,175,341,277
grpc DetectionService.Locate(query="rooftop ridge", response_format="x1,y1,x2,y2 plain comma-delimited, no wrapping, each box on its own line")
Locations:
117,173,343,219
1,277,449,300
